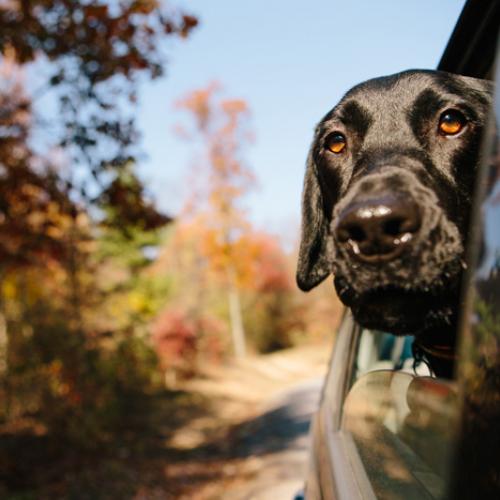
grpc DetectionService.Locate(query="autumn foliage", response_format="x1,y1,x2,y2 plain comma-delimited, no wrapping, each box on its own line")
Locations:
0,0,196,259
0,5,342,496
148,84,340,366
0,0,198,478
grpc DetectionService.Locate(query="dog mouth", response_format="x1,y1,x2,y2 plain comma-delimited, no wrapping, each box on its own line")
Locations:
337,282,459,336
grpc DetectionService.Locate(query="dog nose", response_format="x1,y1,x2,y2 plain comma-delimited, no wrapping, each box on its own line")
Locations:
334,196,421,263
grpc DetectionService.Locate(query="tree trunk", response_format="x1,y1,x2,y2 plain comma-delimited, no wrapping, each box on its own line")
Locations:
0,310,7,376
228,284,246,357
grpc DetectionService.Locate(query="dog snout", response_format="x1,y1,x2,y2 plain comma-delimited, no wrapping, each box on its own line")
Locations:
334,195,421,263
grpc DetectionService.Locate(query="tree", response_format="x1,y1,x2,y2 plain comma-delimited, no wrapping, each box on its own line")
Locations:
0,0,197,247
0,2,193,396
0,53,73,269
0,1,197,455
176,84,254,357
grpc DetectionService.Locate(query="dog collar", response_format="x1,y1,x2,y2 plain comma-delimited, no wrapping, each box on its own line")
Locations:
415,341,457,361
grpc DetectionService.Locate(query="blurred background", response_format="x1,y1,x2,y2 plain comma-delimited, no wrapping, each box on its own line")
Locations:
0,0,465,498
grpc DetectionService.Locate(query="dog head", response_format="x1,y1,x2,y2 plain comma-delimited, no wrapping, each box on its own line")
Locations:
297,70,493,337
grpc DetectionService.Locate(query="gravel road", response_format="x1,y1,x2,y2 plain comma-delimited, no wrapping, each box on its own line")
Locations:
220,377,323,500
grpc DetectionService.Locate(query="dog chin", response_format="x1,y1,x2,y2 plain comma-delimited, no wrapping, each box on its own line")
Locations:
336,282,456,336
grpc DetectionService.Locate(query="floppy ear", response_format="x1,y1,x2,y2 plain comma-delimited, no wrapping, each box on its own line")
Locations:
296,148,331,291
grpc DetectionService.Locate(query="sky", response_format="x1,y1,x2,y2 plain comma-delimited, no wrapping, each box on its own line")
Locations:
137,0,467,243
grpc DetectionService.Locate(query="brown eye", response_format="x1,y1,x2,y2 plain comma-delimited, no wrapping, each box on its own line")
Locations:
325,132,347,153
438,110,467,136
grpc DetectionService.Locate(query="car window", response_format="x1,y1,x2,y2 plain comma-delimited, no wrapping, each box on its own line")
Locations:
339,327,456,499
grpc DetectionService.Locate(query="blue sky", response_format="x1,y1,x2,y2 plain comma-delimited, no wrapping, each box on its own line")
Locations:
137,0,466,242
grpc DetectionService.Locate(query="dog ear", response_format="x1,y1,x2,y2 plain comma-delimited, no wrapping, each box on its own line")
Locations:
296,148,331,291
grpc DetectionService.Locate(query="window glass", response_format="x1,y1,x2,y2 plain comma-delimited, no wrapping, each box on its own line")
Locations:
342,369,459,499
340,329,456,499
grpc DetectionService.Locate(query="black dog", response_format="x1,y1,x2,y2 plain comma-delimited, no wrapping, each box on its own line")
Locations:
296,70,493,375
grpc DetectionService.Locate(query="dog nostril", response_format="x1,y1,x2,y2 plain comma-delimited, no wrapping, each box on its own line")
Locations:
335,197,421,263
338,224,366,243
383,217,405,237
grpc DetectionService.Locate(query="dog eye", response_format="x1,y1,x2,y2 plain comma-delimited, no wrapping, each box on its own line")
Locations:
438,110,467,136
325,132,347,153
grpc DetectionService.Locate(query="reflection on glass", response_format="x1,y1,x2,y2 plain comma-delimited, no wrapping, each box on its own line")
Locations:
342,370,458,499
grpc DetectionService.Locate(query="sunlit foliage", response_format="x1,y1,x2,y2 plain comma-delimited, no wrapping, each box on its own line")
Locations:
0,0,195,473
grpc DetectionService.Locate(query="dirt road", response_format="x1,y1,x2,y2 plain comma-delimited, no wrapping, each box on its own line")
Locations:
219,378,323,500
169,343,330,499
